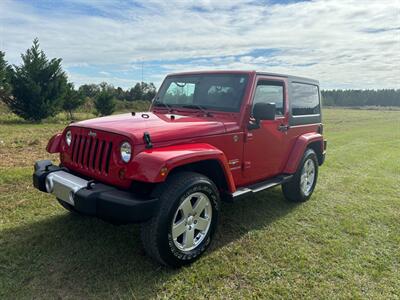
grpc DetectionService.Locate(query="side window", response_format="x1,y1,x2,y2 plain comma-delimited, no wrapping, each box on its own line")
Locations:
163,82,195,104
253,81,284,116
291,83,320,115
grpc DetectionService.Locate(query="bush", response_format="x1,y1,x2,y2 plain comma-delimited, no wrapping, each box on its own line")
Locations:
95,90,115,116
62,83,85,120
114,99,151,112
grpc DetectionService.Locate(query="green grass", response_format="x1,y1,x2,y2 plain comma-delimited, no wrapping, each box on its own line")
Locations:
0,109,399,299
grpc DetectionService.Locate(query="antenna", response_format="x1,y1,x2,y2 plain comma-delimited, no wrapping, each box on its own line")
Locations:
141,57,144,85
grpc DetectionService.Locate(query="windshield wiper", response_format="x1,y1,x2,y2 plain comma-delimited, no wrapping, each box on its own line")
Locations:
153,101,173,113
181,104,213,117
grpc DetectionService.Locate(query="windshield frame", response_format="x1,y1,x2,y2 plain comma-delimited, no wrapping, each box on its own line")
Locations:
153,73,250,113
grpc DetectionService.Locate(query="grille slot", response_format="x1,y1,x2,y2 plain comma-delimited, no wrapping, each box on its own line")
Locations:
70,134,113,174
84,137,93,168
70,135,77,161
91,139,99,170
98,140,105,172
105,142,113,173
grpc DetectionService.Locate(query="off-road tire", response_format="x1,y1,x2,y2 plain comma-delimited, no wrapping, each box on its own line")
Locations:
282,148,319,202
140,171,220,267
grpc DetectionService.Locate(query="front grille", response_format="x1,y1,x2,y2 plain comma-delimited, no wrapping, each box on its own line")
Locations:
70,134,113,174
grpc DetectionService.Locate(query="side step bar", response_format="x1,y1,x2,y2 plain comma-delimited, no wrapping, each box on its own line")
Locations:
228,175,293,201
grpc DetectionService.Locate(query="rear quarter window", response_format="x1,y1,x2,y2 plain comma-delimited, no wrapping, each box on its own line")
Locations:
291,83,320,115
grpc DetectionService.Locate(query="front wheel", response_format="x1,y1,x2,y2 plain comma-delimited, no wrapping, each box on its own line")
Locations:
140,172,220,267
282,148,319,202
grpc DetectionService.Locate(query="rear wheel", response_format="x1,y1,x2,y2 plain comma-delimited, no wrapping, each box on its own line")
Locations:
282,148,318,202
140,172,220,267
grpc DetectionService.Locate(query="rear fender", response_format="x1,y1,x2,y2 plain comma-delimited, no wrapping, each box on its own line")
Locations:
46,133,62,153
284,133,324,174
127,143,236,193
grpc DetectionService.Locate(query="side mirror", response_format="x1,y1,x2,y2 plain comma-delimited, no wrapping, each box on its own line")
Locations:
253,102,276,121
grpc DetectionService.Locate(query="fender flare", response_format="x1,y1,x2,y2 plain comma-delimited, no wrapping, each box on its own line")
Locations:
127,143,236,193
283,133,324,174
46,133,62,153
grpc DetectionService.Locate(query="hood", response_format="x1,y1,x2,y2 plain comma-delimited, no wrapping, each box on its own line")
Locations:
71,112,226,144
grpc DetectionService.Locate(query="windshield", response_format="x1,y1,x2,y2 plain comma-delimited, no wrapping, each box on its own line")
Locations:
155,74,249,112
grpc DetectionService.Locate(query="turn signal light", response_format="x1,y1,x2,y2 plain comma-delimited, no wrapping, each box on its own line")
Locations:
160,167,168,177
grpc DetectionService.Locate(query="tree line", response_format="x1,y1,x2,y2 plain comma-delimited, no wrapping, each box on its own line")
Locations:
0,39,156,121
321,89,400,107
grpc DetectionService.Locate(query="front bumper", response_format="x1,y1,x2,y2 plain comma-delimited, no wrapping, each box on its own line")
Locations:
33,160,158,223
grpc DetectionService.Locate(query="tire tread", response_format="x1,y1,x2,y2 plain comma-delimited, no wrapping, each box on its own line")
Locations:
282,148,318,202
141,171,218,266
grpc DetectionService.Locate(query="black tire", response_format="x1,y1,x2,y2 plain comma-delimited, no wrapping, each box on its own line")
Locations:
140,171,220,267
57,198,80,214
282,148,319,202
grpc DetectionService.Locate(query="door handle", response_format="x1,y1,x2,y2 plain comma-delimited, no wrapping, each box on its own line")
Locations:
278,124,290,132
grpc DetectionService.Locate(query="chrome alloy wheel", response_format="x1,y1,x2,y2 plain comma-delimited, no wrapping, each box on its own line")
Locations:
300,158,316,196
171,192,212,252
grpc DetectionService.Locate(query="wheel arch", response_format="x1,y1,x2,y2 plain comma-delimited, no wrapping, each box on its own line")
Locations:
167,159,231,193
283,133,324,174
46,133,62,153
127,143,236,193
307,140,324,165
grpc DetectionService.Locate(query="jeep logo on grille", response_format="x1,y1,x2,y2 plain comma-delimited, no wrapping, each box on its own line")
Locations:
88,131,97,137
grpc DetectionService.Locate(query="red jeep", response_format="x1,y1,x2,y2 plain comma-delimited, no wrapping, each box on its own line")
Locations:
33,71,326,267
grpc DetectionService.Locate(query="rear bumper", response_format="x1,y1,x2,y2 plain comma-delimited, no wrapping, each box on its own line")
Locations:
33,160,158,223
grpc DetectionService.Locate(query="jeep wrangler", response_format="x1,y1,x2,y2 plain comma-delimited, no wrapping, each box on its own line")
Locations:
33,71,326,267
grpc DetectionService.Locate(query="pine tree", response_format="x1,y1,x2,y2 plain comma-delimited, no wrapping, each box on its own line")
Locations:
127,83,143,101
5,38,68,121
62,83,84,120
0,51,12,103
95,90,115,116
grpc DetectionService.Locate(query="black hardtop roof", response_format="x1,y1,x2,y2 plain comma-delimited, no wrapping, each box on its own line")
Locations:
167,70,319,86
256,71,319,85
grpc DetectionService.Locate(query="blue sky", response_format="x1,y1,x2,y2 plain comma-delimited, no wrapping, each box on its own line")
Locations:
1,0,399,89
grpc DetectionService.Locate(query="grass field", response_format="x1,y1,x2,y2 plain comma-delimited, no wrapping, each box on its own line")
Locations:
0,108,399,299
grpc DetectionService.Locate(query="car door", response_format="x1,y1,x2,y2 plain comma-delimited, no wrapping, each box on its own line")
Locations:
242,76,291,183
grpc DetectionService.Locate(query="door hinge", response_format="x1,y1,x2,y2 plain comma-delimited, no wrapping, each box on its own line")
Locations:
278,124,290,132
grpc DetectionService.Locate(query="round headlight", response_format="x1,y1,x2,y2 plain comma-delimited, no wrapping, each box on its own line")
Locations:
65,130,72,146
120,142,132,163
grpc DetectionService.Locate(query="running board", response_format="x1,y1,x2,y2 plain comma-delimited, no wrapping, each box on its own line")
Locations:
228,175,293,201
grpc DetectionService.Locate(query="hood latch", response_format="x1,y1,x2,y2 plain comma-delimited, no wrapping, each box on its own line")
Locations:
143,132,153,149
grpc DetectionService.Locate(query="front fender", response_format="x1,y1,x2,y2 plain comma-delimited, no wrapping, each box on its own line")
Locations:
127,143,236,193
284,133,324,174
46,133,62,153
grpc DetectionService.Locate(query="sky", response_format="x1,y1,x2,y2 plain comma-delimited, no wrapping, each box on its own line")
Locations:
0,0,399,90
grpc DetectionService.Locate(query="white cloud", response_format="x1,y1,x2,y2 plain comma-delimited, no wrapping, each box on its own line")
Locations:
0,0,399,89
